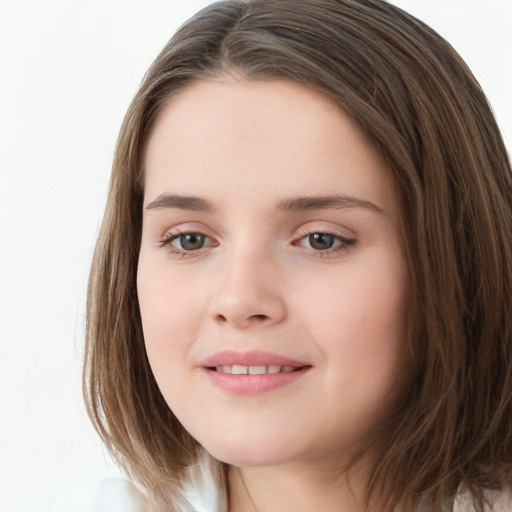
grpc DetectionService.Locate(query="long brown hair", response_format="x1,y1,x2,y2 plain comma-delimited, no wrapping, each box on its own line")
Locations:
84,1,512,510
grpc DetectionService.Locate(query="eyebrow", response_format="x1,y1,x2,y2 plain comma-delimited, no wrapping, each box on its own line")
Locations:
145,193,386,215
276,195,386,215
146,194,214,212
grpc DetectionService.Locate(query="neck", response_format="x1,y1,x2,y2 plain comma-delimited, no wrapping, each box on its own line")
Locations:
227,459,379,512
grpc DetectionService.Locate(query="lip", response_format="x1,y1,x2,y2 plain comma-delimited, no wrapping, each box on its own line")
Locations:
199,349,309,368
199,350,312,395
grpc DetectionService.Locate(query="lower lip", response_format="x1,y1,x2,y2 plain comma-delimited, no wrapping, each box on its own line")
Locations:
203,367,311,395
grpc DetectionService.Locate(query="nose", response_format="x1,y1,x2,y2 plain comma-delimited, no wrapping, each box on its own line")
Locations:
211,251,286,329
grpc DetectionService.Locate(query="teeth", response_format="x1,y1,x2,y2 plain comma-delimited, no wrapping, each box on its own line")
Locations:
248,365,267,375
232,365,247,375
214,365,297,375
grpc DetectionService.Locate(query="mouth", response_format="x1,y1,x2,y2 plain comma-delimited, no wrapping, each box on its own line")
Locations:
200,349,311,372
211,364,305,375
200,350,312,395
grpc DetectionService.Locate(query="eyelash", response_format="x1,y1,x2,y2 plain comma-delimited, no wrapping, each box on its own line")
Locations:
159,230,217,257
158,230,357,258
294,231,357,257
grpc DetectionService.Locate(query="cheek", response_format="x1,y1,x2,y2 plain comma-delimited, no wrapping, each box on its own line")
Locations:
137,263,206,377
298,254,410,381
303,266,407,333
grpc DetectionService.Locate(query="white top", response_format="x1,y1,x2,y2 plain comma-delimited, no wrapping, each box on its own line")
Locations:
48,453,227,512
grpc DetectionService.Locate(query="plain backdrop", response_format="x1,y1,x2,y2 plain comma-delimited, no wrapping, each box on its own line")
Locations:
0,1,511,511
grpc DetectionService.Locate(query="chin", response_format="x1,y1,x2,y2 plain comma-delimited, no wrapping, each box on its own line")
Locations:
200,437,300,468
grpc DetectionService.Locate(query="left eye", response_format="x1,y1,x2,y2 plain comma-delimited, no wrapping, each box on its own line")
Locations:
298,232,348,251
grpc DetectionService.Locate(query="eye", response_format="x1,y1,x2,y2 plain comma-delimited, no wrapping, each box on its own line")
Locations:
296,232,356,254
160,231,217,252
303,233,337,250
174,233,208,251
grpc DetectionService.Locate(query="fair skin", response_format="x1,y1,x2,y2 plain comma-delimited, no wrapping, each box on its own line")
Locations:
137,79,411,511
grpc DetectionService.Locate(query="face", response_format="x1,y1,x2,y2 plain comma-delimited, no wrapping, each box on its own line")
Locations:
137,79,410,469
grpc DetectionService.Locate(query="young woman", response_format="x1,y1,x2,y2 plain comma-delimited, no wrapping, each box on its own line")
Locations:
82,0,512,510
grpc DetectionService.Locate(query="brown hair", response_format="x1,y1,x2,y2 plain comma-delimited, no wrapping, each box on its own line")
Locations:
84,0,512,510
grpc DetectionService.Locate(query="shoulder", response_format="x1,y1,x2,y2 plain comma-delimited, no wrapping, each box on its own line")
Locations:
47,477,144,512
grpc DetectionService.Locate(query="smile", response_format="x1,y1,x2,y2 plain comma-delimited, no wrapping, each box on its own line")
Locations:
200,350,312,395
214,365,299,374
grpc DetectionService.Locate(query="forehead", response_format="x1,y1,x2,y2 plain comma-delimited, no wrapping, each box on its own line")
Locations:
143,79,397,215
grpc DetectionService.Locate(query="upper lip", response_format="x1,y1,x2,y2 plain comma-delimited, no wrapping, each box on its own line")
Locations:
199,349,310,368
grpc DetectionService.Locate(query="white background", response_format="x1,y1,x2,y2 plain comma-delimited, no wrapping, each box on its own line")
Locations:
0,1,510,511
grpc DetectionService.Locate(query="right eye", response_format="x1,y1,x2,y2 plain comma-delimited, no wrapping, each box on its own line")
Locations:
173,233,207,251
160,231,217,253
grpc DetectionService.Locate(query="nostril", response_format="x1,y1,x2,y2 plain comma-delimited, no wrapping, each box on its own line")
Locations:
214,312,269,325
212,292,286,327
250,314,269,321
